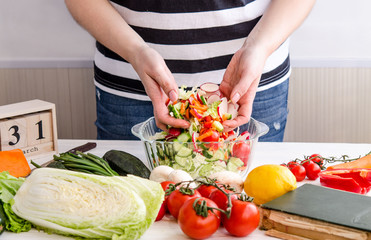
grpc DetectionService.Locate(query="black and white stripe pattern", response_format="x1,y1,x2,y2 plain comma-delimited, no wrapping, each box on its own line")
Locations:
94,0,290,100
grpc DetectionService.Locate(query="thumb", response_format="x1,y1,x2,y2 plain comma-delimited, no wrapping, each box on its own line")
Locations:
153,66,179,102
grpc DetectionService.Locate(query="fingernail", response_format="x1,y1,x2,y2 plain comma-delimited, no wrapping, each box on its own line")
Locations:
231,93,240,104
169,90,177,102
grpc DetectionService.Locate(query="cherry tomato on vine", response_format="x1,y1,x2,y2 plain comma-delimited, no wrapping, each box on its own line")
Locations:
167,188,201,219
178,197,221,240
161,181,175,191
160,181,175,211
221,198,260,237
287,160,299,169
302,160,321,180
309,154,324,168
209,188,238,211
289,164,306,182
197,184,219,198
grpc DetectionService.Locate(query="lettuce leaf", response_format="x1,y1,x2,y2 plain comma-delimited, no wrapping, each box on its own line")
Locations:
12,168,164,240
0,171,32,233
207,100,221,119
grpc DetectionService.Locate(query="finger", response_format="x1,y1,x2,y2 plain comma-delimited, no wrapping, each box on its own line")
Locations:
223,114,250,132
155,117,190,131
154,102,190,131
150,64,179,102
223,85,258,131
220,57,238,97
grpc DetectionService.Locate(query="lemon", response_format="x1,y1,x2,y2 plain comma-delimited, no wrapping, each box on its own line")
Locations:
244,164,297,205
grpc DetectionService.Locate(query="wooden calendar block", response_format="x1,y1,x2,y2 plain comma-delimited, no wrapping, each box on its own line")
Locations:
26,112,53,146
0,99,58,160
22,142,54,157
0,116,28,150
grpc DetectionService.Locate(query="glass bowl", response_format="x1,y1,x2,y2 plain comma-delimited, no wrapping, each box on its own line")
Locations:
132,117,268,179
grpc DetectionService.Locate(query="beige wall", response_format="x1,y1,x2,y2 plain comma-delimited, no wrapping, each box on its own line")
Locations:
285,68,371,143
0,67,370,143
0,68,96,139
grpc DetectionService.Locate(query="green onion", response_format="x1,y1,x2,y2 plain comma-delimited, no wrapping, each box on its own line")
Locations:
52,151,119,176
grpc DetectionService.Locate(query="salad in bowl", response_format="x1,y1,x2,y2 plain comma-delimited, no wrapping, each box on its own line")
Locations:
132,83,268,178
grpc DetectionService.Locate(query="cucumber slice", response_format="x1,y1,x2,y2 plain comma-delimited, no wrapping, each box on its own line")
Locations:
197,162,226,177
175,155,187,167
227,157,244,172
200,95,207,105
212,121,224,132
156,144,165,160
168,104,183,119
198,143,209,150
177,132,191,142
176,146,193,158
202,150,214,159
211,149,226,161
173,141,183,152
164,143,176,162
197,163,214,177
174,102,181,110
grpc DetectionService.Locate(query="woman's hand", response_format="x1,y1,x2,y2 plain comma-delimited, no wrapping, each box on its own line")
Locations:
220,0,316,132
220,45,267,132
130,46,190,131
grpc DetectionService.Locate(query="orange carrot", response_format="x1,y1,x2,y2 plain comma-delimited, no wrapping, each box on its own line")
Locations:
185,108,190,120
327,154,371,170
198,130,214,141
0,149,31,177
180,102,186,115
189,104,208,112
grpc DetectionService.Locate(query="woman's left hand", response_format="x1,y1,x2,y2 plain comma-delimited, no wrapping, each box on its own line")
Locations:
219,45,267,132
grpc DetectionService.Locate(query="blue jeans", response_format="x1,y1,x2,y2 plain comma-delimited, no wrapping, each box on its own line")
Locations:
95,79,289,142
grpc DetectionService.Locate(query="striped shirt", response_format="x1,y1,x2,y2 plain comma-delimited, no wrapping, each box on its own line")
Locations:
94,0,291,101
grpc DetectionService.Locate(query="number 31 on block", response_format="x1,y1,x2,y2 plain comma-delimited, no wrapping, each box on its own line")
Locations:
0,100,58,158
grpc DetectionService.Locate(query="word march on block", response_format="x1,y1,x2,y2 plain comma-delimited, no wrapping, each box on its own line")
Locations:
0,99,58,159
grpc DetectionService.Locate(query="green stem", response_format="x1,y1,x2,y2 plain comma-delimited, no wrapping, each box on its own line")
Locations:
54,156,104,169
77,151,118,176
62,163,111,176
30,160,42,168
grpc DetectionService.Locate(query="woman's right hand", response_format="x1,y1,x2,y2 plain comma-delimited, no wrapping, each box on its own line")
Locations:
130,45,190,131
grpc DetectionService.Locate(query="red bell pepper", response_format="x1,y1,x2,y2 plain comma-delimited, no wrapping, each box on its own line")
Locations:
319,168,371,194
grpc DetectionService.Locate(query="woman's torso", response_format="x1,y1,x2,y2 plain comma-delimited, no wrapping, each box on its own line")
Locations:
94,0,290,100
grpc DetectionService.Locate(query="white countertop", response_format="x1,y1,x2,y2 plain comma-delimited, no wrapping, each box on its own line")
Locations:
2,140,371,240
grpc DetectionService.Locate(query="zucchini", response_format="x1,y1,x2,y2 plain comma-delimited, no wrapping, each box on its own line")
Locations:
0,202,5,234
103,150,151,179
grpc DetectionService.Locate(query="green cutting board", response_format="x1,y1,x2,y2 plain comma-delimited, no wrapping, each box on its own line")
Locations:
261,184,371,232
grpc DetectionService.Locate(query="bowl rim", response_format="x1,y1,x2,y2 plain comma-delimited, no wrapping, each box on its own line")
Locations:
132,116,269,143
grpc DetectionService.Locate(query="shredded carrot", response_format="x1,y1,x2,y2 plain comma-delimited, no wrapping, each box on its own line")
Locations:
185,108,190,119
193,99,204,107
190,104,208,112
198,130,214,141
222,114,228,121
224,151,229,160
180,102,186,115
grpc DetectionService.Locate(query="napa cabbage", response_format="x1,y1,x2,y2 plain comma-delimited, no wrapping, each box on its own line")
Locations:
11,168,164,240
